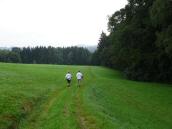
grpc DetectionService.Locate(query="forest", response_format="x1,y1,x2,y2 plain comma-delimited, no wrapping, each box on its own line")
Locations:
0,46,91,65
92,0,172,82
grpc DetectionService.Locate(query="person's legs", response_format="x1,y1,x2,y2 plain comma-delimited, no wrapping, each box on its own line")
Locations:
66,79,69,86
77,79,81,86
67,79,71,87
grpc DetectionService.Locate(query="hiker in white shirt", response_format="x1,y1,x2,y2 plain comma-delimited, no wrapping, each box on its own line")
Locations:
65,72,72,87
76,71,83,86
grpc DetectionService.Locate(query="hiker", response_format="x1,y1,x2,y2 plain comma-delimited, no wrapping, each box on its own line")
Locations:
76,71,83,86
65,72,72,87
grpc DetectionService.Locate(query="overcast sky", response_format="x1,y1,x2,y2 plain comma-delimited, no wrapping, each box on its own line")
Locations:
0,0,127,47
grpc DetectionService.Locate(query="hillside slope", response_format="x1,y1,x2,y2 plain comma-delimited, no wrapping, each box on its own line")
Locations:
0,63,172,129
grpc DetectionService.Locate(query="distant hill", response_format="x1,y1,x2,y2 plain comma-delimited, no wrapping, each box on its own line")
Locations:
76,44,97,53
86,45,97,53
0,47,11,50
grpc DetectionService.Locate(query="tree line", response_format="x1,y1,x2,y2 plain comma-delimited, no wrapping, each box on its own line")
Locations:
0,46,91,65
92,0,172,83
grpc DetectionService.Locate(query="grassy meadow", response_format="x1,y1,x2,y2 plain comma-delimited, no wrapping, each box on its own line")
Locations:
0,63,172,129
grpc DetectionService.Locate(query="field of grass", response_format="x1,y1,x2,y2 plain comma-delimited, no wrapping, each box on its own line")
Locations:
0,63,172,129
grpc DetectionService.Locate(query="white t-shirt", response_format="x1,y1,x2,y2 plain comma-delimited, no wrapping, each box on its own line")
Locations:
76,72,83,80
65,73,72,80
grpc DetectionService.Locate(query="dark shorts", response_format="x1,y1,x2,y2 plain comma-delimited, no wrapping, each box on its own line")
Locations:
77,79,81,81
66,79,71,83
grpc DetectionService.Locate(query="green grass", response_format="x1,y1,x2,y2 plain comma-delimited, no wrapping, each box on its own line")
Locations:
0,63,172,129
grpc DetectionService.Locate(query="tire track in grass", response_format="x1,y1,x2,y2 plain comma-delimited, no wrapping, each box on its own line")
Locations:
61,87,80,129
41,87,66,118
19,86,66,129
20,85,80,129
75,87,98,129
37,86,79,129
75,67,100,129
